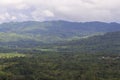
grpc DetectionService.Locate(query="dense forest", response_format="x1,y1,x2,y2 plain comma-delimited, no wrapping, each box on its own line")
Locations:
0,52,120,80
0,31,120,80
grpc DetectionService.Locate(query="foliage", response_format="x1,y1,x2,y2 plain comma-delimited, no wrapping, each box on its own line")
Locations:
0,52,119,80
0,30,120,80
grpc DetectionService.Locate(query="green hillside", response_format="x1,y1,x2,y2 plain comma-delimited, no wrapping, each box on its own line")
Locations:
55,31,120,54
0,31,120,80
0,21,120,43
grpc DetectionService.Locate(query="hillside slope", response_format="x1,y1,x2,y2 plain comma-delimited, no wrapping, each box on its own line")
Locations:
56,31,120,54
0,21,120,43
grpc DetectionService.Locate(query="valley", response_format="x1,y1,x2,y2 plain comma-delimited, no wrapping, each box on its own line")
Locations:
0,21,120,80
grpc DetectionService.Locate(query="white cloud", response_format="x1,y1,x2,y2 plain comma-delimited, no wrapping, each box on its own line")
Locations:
16,4,30,10
0,0,23,5
5,13,10,18
11,16,17,20
0,15,6,21
42,10,54,17
0,0,120,22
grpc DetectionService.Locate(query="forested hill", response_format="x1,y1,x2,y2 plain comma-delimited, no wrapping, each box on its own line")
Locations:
0,21,120,43
56,31,120,54
0,26,120,80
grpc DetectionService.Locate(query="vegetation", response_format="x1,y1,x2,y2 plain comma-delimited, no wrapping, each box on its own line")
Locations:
0,21,120,43
0,31,119,80
0,52,119,80
0,21,120,80
0,53,26,59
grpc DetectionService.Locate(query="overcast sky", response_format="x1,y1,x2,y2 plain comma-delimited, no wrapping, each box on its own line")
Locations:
0,0,120,23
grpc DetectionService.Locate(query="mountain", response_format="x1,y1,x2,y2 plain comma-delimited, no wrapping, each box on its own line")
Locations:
0,21,120,43
0,22,120,80
56,31,120,54
0,22,120,53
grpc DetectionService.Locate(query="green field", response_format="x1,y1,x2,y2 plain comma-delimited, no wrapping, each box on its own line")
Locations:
0,53,26,59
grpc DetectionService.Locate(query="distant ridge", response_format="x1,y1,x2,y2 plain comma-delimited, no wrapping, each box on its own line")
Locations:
0,21,119,43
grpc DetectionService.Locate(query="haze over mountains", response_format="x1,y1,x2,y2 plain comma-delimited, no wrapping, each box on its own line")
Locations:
0,21,120,43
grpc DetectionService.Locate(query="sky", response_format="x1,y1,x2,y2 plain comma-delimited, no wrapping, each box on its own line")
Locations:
0,0,120,23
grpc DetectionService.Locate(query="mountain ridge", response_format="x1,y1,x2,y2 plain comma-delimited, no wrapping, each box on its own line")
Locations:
0,21,120,43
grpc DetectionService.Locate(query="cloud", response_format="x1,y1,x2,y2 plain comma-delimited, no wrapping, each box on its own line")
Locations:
11,16,17,20
0,0,120,23
42,10,54,17
0,0,23,5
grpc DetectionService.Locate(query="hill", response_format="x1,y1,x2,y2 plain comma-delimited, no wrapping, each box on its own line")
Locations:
0,31,120,80
0,21,120,43
0,21,120,80
56,31,120,54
